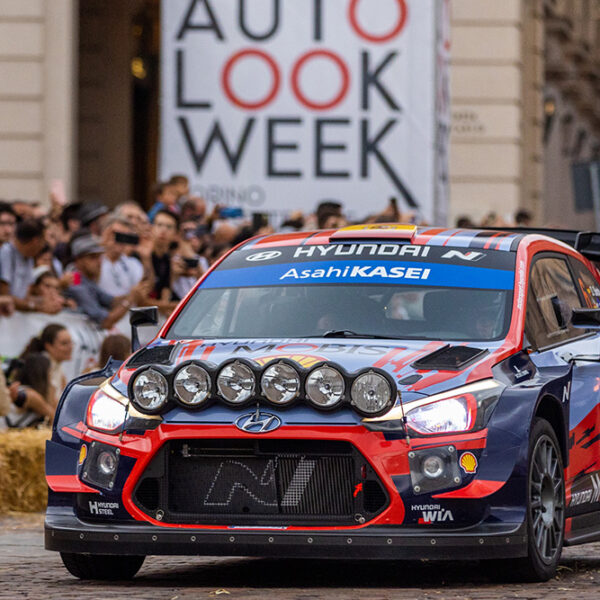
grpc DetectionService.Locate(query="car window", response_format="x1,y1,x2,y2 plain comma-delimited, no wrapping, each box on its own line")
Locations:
570,258,600,308
525,257,583,349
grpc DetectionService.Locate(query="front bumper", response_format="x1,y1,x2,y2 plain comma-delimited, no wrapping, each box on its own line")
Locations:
45,512,527,560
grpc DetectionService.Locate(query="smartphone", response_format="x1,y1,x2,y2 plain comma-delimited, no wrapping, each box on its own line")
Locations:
115,231,140,245
252,212,269,231
219,207,243,219
183,257,199,269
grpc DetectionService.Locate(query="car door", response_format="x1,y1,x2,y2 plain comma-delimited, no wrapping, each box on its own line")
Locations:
524,254,600,515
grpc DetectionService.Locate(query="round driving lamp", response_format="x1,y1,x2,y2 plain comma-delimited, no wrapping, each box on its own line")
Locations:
422,455,445,479
217,361,256,404
350,371,393,416
131,368,168,413
261,362,300,405
305,366,345,408
174,363,211,407
97,451,117,476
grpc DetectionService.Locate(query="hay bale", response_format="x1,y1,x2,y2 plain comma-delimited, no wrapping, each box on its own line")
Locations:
0,428,50,513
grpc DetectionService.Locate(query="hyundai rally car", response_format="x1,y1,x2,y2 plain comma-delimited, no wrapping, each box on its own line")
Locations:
45,224,600,581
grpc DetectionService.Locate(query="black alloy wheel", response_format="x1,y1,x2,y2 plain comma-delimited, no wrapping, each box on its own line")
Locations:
529,428,565,565
498,417,565,582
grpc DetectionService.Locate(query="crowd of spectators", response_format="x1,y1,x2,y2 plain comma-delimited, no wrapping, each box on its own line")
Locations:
0,173,538,428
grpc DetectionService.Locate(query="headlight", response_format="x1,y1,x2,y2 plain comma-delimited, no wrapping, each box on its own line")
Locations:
364,379,504,435
261,362,300,405
306,366,345,408
86,391,127,432
131,368,169,413
350,371,393,416
405,379,504,435
407,396,474,434
174,363,211,406
217,361,256,404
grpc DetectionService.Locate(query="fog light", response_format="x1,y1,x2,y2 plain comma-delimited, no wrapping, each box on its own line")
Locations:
422,455,444,479
97,451,117,475
81,441,120,490
408,445,461,495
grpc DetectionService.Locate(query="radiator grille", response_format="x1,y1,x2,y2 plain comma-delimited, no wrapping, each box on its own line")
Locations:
133,440,387,526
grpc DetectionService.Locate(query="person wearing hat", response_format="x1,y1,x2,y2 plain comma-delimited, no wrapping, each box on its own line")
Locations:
65,234,148,329
78,202,109,236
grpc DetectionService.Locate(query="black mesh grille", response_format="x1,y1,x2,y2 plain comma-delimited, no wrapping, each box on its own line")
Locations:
133,440,388,526
363,480,387,513
136,478,159,511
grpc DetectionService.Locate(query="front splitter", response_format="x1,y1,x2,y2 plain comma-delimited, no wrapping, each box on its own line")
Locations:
45,513,527,560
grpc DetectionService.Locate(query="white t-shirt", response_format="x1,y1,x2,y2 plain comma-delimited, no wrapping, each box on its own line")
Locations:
98,254,144,297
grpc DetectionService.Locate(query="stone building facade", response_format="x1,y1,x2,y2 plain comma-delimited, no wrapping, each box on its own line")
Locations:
1,0,599,228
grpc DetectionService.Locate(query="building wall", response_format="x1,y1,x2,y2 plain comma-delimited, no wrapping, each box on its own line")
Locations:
0,0,76,204
449,0,544,227
78,0,143,207
543,0,600,229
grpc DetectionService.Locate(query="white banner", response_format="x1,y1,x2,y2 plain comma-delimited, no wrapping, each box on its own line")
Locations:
160,0,448,224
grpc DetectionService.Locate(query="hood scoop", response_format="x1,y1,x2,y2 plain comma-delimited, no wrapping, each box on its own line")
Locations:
411,345,488,371
126,344,179,368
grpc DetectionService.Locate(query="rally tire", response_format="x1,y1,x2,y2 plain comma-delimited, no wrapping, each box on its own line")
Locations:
60,552,145,580
507,417,566,582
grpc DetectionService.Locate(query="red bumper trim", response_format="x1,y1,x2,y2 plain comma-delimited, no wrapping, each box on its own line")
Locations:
47,475,99,494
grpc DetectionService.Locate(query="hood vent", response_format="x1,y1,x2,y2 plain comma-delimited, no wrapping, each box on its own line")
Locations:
411,345,488,371
126,344,179,368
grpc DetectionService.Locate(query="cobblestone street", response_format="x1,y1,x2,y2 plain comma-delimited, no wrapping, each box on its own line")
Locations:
2,514,600,599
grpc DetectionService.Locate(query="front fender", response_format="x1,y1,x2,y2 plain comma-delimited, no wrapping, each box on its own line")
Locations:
52,359,123,448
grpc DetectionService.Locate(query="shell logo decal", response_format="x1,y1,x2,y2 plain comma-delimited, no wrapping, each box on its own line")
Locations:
254,354,325,368
459,452,478,474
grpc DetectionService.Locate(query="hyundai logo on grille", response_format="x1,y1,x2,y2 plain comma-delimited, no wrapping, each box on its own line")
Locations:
235,411,281,433
245,251,282,262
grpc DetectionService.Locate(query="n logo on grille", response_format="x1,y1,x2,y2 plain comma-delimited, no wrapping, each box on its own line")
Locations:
235,411,281,433
203,458,316,509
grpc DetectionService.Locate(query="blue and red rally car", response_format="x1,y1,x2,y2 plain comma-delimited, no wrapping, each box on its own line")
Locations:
45,224,600,581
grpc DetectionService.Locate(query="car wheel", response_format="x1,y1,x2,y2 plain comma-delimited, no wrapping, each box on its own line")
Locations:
60,552,145,580
503,417,565,582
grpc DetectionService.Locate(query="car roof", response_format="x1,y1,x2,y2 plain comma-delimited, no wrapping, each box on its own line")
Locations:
240,224,529,253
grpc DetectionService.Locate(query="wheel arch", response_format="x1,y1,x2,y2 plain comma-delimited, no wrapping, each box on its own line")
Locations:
534,394,568,466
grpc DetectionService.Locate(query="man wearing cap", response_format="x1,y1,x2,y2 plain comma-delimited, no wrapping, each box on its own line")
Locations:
65,234,148,330
78,202,109,236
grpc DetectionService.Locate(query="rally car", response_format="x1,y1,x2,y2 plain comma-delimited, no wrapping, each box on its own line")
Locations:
45,224,600,582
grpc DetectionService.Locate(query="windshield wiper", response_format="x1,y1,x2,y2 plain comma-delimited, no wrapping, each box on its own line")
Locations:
318,329,395,339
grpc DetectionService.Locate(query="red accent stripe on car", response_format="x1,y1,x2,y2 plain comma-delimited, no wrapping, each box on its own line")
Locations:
46,475,99,494
61,426,84,439
433,479,504,499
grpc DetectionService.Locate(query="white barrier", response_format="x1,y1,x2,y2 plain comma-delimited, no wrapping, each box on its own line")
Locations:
0,310,105,381
0,310,165,382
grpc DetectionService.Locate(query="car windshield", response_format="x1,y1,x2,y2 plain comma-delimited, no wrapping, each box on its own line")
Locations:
167,284,512,341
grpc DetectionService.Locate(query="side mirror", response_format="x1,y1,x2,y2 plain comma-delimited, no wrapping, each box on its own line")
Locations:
572,307,600,329
129,306,159,351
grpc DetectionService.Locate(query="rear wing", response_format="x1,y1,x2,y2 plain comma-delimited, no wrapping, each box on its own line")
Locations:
484,227,600,262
